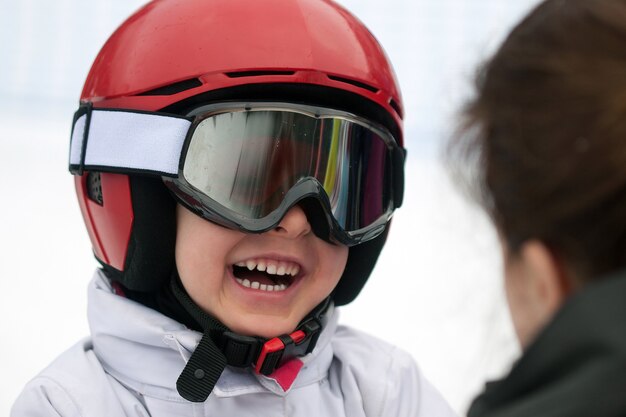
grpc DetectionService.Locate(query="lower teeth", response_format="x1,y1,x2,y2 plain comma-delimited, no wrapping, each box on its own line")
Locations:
236,278,287,292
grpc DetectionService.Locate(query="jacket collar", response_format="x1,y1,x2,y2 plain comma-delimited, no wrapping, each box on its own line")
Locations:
88,270,337,400
468,269,626,417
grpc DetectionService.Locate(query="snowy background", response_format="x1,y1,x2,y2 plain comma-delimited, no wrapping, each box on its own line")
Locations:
1,0,543,414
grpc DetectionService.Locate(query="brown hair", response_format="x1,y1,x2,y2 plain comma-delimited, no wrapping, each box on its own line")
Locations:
449,0,626,282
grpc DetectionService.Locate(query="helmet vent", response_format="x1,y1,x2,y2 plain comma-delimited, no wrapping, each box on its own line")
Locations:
225,70,296,78
327,75,378,93
388,98,403,119
87,172,104,205
137,78,203,96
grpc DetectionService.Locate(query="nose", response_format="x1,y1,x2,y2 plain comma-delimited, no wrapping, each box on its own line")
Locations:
271,204,312,239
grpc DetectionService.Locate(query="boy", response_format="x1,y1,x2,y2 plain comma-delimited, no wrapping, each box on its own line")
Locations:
12,0,456,415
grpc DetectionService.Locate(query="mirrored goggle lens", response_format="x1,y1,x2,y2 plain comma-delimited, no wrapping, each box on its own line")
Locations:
182,109,394,233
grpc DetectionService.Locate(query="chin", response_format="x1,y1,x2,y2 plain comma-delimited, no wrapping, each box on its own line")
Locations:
230,316,300,339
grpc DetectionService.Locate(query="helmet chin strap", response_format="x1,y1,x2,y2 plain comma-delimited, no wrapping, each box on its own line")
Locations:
169,273,331,402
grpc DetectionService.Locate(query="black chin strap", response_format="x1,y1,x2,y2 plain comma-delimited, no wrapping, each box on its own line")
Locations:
170,275,330,402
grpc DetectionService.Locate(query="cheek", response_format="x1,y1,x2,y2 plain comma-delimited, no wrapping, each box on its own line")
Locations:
175,226,220,298
176,216,209,272
316,243,349,288
504,262,538,347
504,272,523,325
174,208,241,298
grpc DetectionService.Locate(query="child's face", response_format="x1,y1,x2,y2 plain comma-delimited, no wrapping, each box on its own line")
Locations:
175,204,349,338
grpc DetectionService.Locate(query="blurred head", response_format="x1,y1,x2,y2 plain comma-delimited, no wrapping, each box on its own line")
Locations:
450,0,626,346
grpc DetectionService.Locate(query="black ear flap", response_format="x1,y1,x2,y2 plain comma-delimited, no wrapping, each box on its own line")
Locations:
332,228,389,306
117,176,177,292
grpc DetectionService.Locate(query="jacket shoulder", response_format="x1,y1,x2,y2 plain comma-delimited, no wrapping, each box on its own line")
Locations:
11,339,132,417
330,325,457,417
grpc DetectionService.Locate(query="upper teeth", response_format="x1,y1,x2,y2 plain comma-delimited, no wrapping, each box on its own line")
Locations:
235,259,300,277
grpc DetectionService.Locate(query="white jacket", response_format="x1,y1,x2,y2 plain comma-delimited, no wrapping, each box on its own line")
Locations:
12,271,456,417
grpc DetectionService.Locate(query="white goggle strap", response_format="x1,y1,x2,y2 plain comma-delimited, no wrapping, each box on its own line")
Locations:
68,103,192,176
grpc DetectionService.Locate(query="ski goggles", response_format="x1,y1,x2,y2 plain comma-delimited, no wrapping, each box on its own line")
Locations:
69,102,405,246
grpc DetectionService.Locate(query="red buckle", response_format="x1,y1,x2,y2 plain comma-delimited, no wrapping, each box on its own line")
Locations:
255,330,306,375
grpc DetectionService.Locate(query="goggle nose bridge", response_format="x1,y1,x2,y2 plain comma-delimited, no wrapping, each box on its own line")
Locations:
281,179,336,244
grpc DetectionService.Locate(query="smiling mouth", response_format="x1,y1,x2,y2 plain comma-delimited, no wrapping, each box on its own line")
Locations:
232,259,300,292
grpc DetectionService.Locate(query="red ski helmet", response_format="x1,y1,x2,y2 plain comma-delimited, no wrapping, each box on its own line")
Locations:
73,0,404,306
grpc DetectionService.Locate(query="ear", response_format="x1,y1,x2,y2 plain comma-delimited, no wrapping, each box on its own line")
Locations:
519,240,569,322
